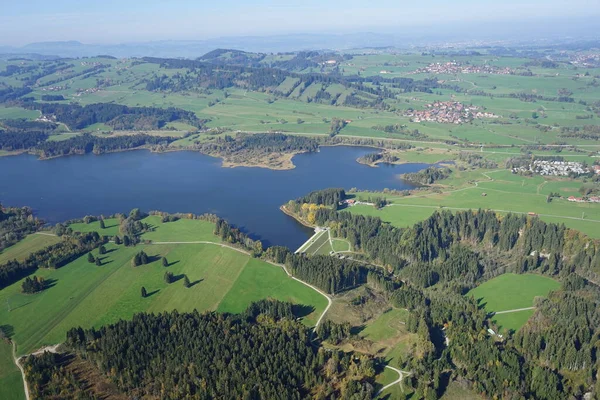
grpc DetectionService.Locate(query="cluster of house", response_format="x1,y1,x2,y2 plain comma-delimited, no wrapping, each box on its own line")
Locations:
568,196,600,203
74,87,101,97
410,61,513,75
80,61,104,67
405,101,499,124
40,86,65,92
569,53,600,68
512,160,588,176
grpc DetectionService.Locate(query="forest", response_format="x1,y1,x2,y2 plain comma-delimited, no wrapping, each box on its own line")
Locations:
36,133,178,158
401,166,452,185
23,102,203,130
50,302,378,399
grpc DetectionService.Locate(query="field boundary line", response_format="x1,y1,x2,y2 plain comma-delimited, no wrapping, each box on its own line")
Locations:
494,307,535,315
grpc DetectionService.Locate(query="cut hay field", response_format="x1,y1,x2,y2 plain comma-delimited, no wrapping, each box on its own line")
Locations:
467,273,560,331
0,219,326,357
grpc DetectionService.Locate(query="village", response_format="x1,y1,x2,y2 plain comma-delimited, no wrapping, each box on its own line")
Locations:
411,61,514,75
512,160,588,176
405,101,499,124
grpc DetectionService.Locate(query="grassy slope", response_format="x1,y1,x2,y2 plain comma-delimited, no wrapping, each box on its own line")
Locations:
349,169,600,238
467,273,561,312
1,219,325,356
467,273,560,331
0,341,24,400
217,258,327,326
0,234,61,264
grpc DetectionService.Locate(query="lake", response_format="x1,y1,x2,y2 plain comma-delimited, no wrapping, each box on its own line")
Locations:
1,146,430,249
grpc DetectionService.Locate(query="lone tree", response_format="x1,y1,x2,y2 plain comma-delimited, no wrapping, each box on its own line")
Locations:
141,286,147,298
87,253,95,264
99,219,106,229
164,271,173,284
123,235,131,247
162,257,168,267
114,236,122,245
99,245,106,255
183,275,191,288
95,257,102,266
132,253,141,267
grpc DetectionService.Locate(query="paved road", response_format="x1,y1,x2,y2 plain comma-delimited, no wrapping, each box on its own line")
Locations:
494,307,535,315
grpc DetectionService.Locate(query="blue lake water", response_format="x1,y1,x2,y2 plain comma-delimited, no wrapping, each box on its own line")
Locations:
0,146,429,249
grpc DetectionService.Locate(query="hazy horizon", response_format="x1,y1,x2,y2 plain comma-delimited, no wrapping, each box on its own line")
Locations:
2,0,600,47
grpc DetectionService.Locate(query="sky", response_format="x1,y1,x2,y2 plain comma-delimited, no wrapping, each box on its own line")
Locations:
1,0,599,46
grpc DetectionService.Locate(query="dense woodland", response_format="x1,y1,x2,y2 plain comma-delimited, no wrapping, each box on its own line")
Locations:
193,132,319,160
57,302,377,399
401,166,452,185
24,102,203,131
285,188,600,398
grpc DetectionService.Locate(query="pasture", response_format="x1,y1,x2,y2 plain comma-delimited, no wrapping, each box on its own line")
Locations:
0,234,60,264
0,341,23,400
349,169,600,238
0,221,326,357
467,273,560,331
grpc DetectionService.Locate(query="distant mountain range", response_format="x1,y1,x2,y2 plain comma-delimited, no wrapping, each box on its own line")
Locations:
0,34,403,59
0,17,598,59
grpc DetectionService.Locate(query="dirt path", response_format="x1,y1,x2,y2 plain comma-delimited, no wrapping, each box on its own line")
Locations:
14,342,61,400
377,365,411,396
494,307,535,314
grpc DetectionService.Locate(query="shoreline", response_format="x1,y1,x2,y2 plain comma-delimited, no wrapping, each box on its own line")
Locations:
279,205,316,229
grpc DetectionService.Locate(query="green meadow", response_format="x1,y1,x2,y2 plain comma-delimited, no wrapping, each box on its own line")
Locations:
467,273,560,331
0,234,60,264
0,341,23,400
349,169,600,237
0,219,326,357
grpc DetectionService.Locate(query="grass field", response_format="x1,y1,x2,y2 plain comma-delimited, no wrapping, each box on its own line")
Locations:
467,273,560,331
349,169,600,238
297,229,328,254
0,234,60,264
361,308,409,342
0,341,24,400
0,220,326,357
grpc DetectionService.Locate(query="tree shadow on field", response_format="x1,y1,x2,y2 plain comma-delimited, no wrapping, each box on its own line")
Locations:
166,260,179,267
0,324,15,339
147,254,162,263
146,289,160,297
292,304,315,319
104,248,117,254
350,324,366,336
188,279,203,288
96,257,114,266
476,298,487,310
172,274,185,283
45,278,58,289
